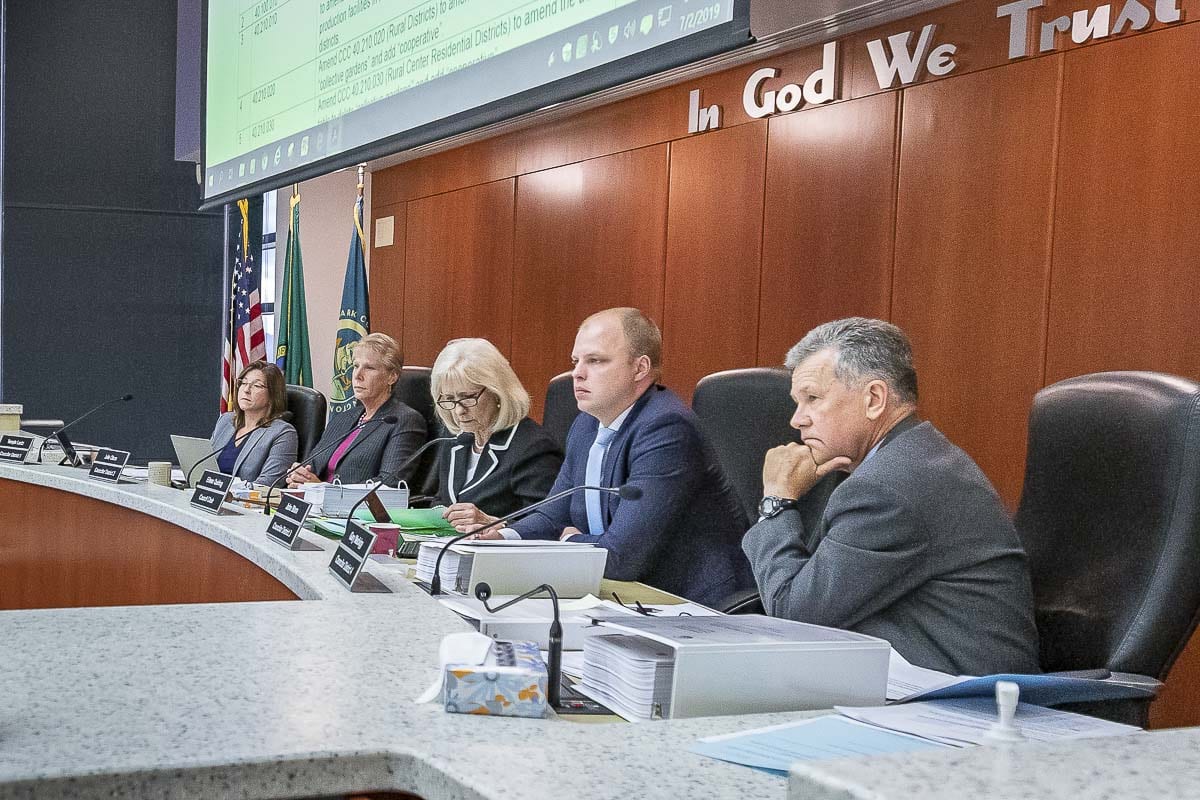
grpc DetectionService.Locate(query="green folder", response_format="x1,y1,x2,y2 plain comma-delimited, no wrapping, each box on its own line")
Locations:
313,506,459,539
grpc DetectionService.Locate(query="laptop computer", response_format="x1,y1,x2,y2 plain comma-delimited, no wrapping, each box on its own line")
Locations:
170,434,218,488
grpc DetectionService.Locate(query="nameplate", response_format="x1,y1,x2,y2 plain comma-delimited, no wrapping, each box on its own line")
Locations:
266,494,313,550
189,470,235,514
0,434,34,464
88,448,130,483
329,520,376,590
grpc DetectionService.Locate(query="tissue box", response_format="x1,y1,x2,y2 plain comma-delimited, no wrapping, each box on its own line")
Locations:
444,639,548,718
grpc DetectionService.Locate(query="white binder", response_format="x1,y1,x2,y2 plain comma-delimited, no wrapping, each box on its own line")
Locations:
417,541,609,598
581,614,890,719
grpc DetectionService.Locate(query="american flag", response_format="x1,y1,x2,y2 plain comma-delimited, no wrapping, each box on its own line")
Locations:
221,198,266,411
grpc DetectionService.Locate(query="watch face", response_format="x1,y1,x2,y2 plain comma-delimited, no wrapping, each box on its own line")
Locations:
759,497,778,517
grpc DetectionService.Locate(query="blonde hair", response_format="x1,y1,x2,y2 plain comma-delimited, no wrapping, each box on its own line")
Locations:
353,332,403,388
430,338,530,434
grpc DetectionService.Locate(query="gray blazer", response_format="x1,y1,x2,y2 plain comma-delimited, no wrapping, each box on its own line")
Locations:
305,396,426,487
742,419,1040,676
209,413,299,487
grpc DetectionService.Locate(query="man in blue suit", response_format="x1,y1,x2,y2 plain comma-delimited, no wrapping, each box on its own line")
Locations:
504,308,752,607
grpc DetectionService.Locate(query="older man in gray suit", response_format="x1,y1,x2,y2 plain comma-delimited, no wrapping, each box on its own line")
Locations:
743,318,1039,676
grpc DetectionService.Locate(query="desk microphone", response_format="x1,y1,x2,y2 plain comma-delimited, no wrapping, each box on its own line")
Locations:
263,414,399,514
427,483,643,595
37,393,134,465
183,411,294,488
342,432,473,522
475,581,565,708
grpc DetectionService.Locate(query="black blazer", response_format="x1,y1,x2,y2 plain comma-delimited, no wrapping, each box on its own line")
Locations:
307,396,426,486
434,417,563,517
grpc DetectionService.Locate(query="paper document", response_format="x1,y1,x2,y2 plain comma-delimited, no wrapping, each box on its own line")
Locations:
691,715,951,776
887,649,961,700
837,698,1142,747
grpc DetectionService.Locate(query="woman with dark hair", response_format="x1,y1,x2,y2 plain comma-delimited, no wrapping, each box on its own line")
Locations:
209,360,298,486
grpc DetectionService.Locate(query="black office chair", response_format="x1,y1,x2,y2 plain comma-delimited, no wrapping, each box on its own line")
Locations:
541,371,579,451
1014,371,1200,726
285,385,327,462
692,367,845,615
393,366,441,496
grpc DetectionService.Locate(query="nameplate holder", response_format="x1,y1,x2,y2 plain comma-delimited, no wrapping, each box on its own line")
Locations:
329,520,377,590
189,470,235,514
88,448,131,483
266,494,313,550
0,434,34,464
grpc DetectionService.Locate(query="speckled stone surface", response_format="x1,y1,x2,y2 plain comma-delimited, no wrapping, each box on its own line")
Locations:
789,727,1200,800
0,465,817,799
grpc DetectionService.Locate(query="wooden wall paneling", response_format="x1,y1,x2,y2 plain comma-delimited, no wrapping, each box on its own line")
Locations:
890,55,1062,507
401,179,517,367
1044,23,1200,384
757,92,899,366
662,122,767,399
0,481,297,610
369,201,407,351
510,146,670,417
372,133,519,202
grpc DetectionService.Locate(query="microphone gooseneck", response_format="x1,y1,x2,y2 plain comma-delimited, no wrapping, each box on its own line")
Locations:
474,581,564,709
36,393,135,464
427,482,639,595
263,414,399,514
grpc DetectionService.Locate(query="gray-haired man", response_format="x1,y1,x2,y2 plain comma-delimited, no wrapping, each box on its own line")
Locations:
742,318,1040,675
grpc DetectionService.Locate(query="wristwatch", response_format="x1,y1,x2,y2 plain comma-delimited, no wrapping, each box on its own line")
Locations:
758,496,799,519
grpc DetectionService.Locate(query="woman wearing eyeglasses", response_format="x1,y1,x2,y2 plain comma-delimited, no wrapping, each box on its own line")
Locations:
430,338,563,532
209,360,298,486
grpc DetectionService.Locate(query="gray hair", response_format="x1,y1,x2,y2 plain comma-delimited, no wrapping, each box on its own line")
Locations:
785,318,918,405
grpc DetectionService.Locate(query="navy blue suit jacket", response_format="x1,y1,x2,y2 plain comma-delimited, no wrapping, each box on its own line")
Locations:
511,386,753,606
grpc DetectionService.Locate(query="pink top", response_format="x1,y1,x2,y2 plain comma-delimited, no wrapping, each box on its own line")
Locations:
324,426,363,480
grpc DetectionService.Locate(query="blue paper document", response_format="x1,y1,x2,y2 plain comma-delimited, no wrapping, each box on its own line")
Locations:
691,715,950,776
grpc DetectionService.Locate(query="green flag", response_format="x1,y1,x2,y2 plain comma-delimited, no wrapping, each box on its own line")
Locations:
330,190,370,415
274,190,313,386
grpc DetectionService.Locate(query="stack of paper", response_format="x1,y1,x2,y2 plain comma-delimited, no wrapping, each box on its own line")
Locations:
837,697,1142,746
579,633,675,721
438,594,640,649
414,542,466,586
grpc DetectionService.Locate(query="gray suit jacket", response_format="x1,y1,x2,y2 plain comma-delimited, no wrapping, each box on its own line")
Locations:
306,396,426,487
209,413,298,487
742,419,1040,676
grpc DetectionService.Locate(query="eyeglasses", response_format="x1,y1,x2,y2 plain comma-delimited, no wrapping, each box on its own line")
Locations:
237,380,269,392
436,388,487,410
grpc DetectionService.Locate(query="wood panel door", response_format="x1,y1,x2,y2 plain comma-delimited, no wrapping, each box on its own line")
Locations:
401,179,516,367
757,92,899,366
511,146,670,416
662,122,767,399
891,56,1063,507
1045,23,1200,384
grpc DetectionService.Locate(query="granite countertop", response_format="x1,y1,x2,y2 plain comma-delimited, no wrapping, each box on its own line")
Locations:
0,464,809,799
5,464,1200,800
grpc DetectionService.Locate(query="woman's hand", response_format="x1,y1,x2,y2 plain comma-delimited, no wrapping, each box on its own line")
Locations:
286,463,321,488
442,502,499,533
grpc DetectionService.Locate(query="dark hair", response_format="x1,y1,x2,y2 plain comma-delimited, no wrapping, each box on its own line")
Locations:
234,361,288,429
786,318,919,404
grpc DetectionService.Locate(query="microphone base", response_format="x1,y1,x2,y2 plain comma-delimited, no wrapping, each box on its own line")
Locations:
553,680,611,715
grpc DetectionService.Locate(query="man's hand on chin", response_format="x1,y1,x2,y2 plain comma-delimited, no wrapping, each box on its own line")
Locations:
763,443,852,499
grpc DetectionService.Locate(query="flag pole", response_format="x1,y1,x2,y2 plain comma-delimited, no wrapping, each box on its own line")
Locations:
224,212,238,411
357,164,364,198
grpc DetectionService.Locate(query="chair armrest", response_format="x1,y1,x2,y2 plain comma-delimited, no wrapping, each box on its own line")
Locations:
717,587,763,615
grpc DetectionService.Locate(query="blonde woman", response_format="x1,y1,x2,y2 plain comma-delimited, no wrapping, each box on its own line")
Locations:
430,338,562,531
288,333,426,487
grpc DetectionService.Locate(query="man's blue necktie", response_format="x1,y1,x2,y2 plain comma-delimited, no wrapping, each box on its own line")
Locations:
585,426,618,535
